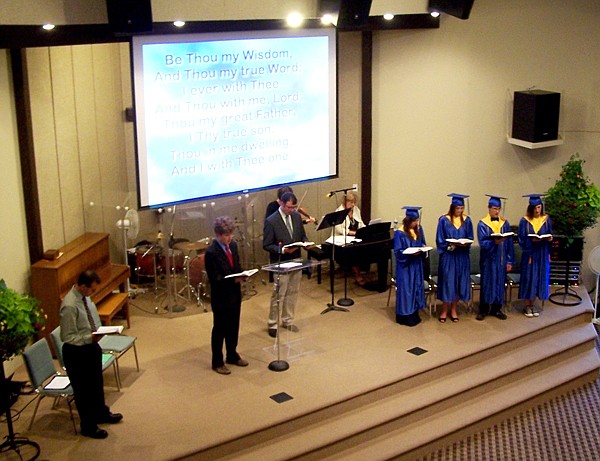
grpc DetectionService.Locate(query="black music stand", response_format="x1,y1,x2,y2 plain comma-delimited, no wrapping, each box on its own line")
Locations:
317,208,351,314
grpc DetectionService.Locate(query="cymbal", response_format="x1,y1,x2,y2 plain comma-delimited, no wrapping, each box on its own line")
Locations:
174,241,207,252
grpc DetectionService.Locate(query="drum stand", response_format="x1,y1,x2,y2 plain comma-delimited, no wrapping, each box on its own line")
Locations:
174,241,209,312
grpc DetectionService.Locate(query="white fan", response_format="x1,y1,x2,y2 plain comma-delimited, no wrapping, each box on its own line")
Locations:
588,245,600,324
116,208,140,268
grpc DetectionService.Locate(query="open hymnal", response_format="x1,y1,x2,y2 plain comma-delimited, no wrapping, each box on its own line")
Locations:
224,268,259,279
325,235,356,246
44,375,70,390
491,232,515,238
446,238,474,245
93,325,124,335
282,241,315,250
528,233,552,239
402,246,433,255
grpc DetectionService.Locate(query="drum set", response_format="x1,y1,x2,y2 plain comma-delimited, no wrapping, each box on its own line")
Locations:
132,238,211,312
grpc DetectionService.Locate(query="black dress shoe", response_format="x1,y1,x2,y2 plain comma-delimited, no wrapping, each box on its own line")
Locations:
268,328,277,338
476,313,486,321
494,311,508,320
81,427,108,439
98,412,123,424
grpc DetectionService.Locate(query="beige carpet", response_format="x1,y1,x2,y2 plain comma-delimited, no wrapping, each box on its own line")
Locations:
4,271,597,461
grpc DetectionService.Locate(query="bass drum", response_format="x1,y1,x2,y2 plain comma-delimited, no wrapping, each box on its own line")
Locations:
189,253,210,299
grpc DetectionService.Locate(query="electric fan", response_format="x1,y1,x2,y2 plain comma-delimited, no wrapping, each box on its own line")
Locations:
588,245,600,325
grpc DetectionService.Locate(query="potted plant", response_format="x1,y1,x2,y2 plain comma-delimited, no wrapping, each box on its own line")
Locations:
0,280,45,461
545,153,600,240
544,153,600,304
0,279,46,363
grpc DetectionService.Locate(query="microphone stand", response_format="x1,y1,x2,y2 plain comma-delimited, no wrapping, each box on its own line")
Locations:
337,189,354,307
269,242,289,372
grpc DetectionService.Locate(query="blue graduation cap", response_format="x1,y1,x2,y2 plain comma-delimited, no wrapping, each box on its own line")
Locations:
402,206,422,219
448,193,469,207
522,193,545,206
485,194,507,208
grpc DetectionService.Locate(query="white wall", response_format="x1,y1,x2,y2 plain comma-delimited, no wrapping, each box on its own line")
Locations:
0,50,32,374
372,0,600,286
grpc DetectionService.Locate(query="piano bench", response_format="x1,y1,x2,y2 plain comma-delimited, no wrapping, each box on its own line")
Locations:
97,292,130,328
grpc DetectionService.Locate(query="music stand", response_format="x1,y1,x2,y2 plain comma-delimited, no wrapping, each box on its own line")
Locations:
317,208,351,314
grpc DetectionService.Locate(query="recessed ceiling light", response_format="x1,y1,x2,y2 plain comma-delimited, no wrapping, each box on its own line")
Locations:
173,20,185,27
287,12,303,28
383,13,394,20
42,24,55,30
321,14,334,25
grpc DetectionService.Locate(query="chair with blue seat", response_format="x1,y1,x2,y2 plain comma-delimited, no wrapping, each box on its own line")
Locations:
22,337,77,433
506,243,522,309
469,245,481,313
50,326,121,391
428,249,440,316
90,304,140,383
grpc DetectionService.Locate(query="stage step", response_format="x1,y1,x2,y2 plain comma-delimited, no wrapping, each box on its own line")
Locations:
195,311,599,461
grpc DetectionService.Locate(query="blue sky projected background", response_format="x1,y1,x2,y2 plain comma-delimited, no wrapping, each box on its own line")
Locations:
132,28,337,208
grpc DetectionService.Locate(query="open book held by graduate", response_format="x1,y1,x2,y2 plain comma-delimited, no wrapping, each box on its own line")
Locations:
402,246,433,255
224,268,259,279
446,238,474,245
491,231,515,238
528,233,553,240
282,241,315,250
93,325,124,335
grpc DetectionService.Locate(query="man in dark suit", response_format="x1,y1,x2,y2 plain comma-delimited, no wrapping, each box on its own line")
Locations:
263,191,308,338
205,216,248,375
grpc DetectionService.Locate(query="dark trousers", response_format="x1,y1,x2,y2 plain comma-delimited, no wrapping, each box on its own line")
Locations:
62,342,109,431
479,302,502,315
211,302,241,368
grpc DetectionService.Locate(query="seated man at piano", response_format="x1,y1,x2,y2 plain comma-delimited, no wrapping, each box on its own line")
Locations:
60,269,123,439
333,191,368,285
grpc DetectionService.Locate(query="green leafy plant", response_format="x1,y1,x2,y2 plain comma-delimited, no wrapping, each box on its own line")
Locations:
0,279,46,362
545,153,600,237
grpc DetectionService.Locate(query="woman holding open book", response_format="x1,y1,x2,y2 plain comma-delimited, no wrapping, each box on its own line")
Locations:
435,193,474,323
518,194,553,318
394,207,430,326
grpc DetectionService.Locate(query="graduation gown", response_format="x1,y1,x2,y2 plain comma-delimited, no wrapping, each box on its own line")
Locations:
518,215,552,300
435,214,474,302
477,216,514,305
394,227,427,326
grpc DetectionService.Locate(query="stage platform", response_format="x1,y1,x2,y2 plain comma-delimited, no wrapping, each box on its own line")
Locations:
7,278,599,461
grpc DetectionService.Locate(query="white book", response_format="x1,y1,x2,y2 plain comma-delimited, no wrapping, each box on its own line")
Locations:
528,233,553,239
93,325,124,335
491,232,515,238
45,375,70,390
224,268,259,279
325,235,356,246
402,246,433,255
282,241,315,250
446,238,474,245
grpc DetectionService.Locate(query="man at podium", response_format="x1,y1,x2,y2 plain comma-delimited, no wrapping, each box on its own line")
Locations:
263,191,308,338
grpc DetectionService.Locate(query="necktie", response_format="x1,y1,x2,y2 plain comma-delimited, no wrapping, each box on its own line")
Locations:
225,245,234,268
285,214,293,238
82,296,97,331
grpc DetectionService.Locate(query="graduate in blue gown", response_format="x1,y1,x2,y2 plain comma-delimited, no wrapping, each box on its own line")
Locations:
394,207,428,327
435,193,474,323
476,195,514,321
518,194,553,318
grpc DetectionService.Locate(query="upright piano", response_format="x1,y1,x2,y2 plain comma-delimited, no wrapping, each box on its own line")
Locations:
31,232,130,340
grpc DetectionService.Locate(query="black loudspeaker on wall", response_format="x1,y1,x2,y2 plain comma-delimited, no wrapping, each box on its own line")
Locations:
337,0,373,30
511,90,560,143
106,0,153,34
428,0,475,20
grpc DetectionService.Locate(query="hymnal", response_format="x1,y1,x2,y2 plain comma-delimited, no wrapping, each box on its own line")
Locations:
446,238,474,245
94,325,124,335
528,233,553,240
491,232,515,238
282,241,315,250
402,246,433,255
224,269,259,279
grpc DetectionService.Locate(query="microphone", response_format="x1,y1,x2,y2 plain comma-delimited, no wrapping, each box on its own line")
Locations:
326,191,335,198
278,241,283,253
